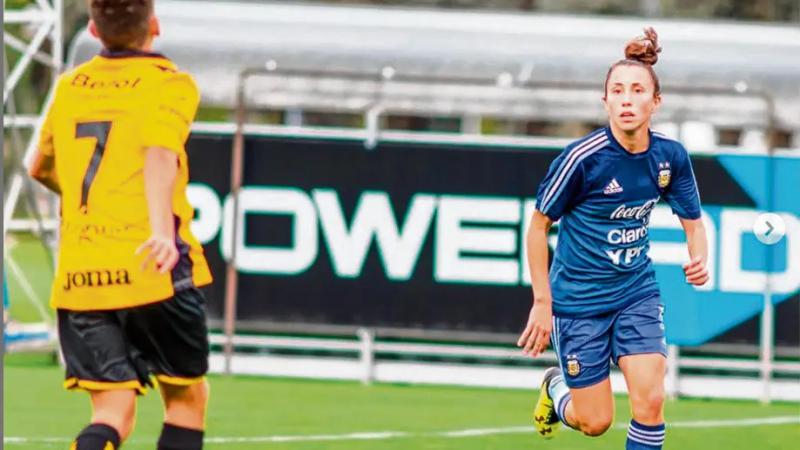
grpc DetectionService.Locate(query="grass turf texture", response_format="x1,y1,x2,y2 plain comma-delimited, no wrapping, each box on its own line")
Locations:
5,232,55,323
4,234,800,448
4,363,798,449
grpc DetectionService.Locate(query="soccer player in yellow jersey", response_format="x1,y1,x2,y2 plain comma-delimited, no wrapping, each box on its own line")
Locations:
28,1,211,449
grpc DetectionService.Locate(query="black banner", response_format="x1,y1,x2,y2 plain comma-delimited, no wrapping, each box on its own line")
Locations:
187,133,798,348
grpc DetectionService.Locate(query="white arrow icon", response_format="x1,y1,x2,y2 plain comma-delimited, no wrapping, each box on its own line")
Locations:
753,213,786,245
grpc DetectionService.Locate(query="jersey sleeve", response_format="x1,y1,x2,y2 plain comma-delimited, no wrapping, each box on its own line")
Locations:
140,73,200,155
535,148,587,221
663,145,702,220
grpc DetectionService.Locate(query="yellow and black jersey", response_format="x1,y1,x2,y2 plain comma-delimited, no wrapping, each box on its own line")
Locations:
40,49,212,311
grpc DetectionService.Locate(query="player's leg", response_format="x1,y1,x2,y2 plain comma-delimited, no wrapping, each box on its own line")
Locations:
613,295,668,450
563,377,615,436
157,380,210,449
77,389,137,445
126,287,210,449
619,353,666,423
58,309,149,449
539,313,616,437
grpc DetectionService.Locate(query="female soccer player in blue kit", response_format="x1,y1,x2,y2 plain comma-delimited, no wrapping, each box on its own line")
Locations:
517,28,709,450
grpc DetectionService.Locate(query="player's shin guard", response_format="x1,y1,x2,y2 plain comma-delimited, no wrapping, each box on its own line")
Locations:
548,373,576,429
626,420,665,449
158,423,204,450
70,423,120,450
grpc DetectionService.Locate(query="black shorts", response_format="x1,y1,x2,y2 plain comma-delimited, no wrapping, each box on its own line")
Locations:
58,287,209,394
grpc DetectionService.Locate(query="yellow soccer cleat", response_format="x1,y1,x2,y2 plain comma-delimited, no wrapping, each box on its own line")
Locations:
533,367,562,439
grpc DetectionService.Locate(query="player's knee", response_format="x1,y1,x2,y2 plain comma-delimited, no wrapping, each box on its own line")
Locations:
580,415,613,436
633,390,665,421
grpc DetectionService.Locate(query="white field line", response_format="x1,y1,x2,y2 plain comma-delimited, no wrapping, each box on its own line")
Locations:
4,415,799,445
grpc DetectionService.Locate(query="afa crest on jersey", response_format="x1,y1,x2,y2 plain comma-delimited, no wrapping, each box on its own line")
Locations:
566,355,581,377
658,161,671,188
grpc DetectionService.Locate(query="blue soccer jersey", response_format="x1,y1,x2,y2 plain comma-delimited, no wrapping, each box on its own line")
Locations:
536,127,701,317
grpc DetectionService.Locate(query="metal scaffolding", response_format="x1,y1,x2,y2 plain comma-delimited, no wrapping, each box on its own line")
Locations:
4,0,63,237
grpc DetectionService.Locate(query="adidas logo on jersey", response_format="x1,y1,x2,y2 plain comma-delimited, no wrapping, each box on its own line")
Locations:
603,178,624,195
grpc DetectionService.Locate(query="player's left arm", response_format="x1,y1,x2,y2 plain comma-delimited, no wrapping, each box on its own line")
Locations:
679,217,708,286
664,144,708,286
28,150,60,194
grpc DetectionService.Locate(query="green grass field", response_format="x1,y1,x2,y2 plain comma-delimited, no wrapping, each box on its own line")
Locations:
5,232,55,323
4,234,799,449
4,356,799,450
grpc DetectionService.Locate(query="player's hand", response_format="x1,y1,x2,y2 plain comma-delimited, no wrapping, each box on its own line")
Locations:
517,298,553,358
683,256,708,286
136,235,179,274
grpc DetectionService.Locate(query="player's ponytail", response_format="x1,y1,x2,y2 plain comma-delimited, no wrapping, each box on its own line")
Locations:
604,27,662,97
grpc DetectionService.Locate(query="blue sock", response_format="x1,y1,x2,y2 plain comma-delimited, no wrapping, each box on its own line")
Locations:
626,420,665,449
547,374,575,429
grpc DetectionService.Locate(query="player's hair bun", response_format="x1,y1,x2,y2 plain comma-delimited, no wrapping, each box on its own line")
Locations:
624,27,661,66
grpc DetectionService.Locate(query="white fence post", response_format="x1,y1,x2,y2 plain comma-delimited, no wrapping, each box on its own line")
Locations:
357,328,375,385
759,294,774,404
666,345,680,400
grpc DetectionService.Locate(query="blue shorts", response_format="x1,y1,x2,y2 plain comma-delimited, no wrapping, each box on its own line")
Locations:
551,295,667,389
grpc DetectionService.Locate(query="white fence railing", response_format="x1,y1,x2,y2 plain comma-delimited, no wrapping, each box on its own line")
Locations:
208,332,800,402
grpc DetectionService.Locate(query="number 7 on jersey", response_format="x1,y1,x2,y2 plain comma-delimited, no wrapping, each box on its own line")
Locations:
75,121,112,213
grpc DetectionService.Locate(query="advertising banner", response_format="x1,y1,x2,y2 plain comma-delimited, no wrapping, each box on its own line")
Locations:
187,133,799,347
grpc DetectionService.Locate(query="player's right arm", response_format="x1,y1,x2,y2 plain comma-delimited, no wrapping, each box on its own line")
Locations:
518,211,554,357
135,72,200,274
27,103,60,194
517,144,586,357
527,211,554,302
136,147,180,273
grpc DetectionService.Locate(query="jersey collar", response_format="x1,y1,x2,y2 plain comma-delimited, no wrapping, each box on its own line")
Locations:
99,48,168,59
604,126,654,158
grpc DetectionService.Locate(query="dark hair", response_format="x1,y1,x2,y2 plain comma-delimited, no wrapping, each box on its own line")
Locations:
89,0,153,51
604,27,662,97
